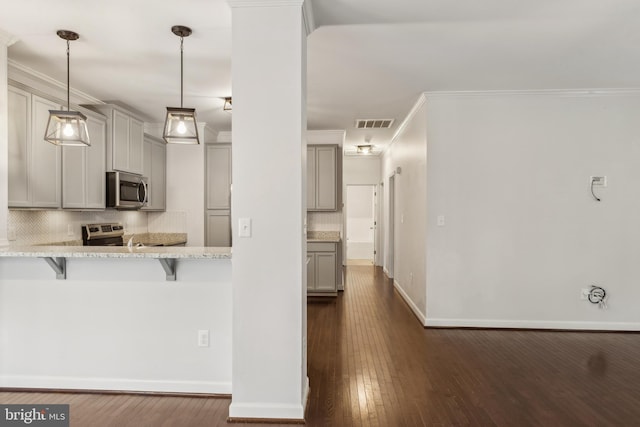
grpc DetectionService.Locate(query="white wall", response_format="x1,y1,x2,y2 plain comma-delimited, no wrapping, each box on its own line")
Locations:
425,91,640,330
381,96,428,322
0,258,232,393
229,1,307,420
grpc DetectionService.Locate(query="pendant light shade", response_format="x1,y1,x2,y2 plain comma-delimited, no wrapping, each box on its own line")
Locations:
44,30,90,147
223,97,232,112
163,25,200,144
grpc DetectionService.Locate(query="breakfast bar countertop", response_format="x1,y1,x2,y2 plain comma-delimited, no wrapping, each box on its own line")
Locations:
0,245,232,259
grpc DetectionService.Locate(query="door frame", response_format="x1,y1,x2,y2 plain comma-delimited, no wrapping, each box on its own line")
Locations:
344,184,377,263
386,174,395,278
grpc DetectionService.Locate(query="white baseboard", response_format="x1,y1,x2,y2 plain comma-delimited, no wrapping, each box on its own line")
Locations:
303,376,310,415
383,267,390,276
228,401,305,420
425,318,640,331
0,375,231,394
393,279,426,325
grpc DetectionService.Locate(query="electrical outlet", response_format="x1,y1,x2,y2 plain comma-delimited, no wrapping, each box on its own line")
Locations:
7,226,16,241
198,330,210,347
580,288,590,300
590,176,607,187
437,215,445,227
67,224,74,236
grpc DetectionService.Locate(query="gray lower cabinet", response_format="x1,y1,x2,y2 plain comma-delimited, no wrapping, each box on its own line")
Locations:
206,210,231,247
142,134,166,211
307,145,340,211
8,86,62,208
307,242,339,295
62,115,107,209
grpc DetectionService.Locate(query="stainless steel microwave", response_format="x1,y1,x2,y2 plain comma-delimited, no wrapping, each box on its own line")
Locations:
106,171,148,209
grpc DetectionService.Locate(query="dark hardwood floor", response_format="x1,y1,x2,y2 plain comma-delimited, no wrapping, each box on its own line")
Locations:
3,265,640,426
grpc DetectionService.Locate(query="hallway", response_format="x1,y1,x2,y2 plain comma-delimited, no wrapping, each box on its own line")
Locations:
2,265,640,425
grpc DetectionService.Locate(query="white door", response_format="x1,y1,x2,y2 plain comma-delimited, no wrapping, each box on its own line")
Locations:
346,185,376,262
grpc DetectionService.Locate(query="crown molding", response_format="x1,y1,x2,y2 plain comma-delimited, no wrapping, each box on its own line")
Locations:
382,93,427,156
217,131,232,143
422,88,640,98
307,129,345,145
8,59,104,105
0,29,18,46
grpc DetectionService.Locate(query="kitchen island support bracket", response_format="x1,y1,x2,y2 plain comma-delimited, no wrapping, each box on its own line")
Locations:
159,258,177,281
43,257,66,280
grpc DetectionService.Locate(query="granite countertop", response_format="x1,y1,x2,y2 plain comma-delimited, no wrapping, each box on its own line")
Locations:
124,233,187,247
307,231,341,243
0,245,231,259
35,233,188,247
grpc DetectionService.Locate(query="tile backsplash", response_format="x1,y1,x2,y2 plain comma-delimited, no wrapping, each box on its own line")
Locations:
307,211,343,236
7,210,148,245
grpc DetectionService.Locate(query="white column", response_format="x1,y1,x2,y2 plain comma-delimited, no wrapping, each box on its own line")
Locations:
228,0,311,421
0,29,18,247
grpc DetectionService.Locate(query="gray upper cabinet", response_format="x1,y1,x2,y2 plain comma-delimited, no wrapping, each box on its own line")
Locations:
62,114,107,209
142,134,167,211
8,86,62,208
86,104,144,175
307,144,339,211
206,144,232,210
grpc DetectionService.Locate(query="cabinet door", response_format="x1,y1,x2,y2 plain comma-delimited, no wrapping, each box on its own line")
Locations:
307,254,316,291
306,147,316,210
316,252,337,292
85,116,106,208
8,86,31,207
206,210,231,247
151,140,166,210
62,115,106,209
206,145,232,210
31,95,62,208
129,118,144,175
315,146,337,210
112,109,129,171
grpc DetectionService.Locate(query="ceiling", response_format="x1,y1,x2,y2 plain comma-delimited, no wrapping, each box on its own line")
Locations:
3,0,640,152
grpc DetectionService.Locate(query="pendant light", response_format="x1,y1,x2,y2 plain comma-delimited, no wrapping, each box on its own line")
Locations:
223,97,232,112
44,30,90,146
163,25,200,144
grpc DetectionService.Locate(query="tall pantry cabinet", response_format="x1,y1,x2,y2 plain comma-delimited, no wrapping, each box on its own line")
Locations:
206,144,232,247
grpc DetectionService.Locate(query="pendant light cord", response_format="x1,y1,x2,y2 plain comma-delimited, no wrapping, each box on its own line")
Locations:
66,39,70,111
180,36,184,109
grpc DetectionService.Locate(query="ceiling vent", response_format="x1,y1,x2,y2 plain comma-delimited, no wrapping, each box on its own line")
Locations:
355,119,395,129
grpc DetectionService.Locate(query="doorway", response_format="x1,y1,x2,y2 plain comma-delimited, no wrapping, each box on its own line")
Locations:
346,185,376,265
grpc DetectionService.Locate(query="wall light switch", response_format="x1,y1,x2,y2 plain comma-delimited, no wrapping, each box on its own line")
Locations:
239,218,252,237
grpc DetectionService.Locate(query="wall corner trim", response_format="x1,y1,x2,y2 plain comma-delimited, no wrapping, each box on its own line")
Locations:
393,280,427,326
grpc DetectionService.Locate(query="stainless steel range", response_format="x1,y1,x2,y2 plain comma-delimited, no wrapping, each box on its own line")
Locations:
81,223,125,246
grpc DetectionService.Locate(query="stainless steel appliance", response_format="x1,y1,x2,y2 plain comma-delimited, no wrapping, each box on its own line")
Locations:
106,171,148,209
82,223,125,246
